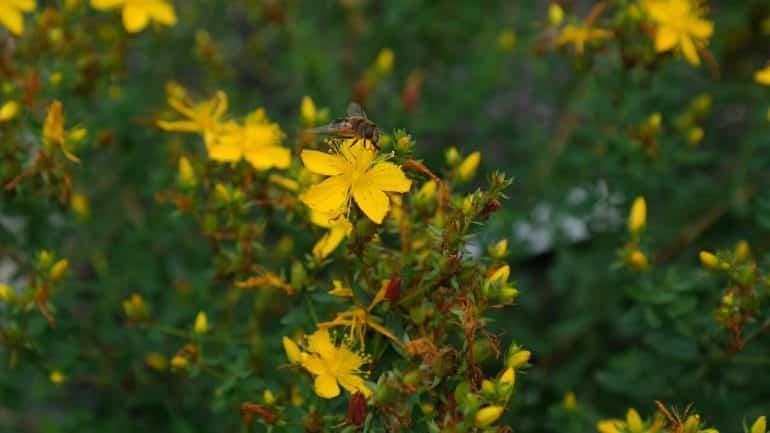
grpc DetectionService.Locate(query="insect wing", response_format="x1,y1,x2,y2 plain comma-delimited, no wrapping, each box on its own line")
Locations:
347,102,368,119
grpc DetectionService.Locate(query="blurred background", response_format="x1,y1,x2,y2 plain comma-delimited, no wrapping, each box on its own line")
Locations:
2,0,770,432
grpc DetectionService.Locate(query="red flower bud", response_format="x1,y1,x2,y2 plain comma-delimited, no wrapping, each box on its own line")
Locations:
385,277,401,302
347,392,368,426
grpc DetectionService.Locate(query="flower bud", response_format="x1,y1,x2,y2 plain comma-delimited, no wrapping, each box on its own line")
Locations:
375,48,394,74
690,93,712,117
0,284,16,303
687,127,704,146
123,293,149,322
475,406,504,428
0,101,19,122
384,277,401,302
49,370,66,385
627,249,649,272
683,414,700,433
497,29,516,52
49,259,69,282
489,239,508,258
145,352,168,371
562,391,577,411
627,408,643,433
414,180,437,207
506,347,531,369
445,147,461,166
456,151,481,183
751,416,767,433
177,156,197,188
628,196,646,234
171,355,189,369
347,392,368,426
548,3,564,26
194,311,208,335
263,389,276,404
735,240,750,261
481,380,496,397
699,251,721,270
500,367,515,385
301,96,317,125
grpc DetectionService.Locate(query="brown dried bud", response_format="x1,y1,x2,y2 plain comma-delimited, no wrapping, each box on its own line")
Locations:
480,199,502,220
347,392,368,426
240,402,277,426
384,277,401,302
305,409,325,433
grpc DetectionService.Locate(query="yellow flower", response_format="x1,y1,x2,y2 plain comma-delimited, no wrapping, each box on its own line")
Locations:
49,370,66,384
751,416,767,433
557,23,613,54
318,280,402,349
0,101,20,122
208,110,290,171
310,210,352,259
299,329,371,399
641,0,714,66
193,311,208,335
158,90,228,144
91,0,176,33
300,140,412,224
0,0,36,36
43,101,80,163
754,64,770,86
628,196,647,234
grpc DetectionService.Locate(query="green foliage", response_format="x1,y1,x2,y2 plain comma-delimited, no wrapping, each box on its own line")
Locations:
1,1,769,433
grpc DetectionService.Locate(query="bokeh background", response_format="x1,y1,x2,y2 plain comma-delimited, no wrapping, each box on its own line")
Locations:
2,0,770,432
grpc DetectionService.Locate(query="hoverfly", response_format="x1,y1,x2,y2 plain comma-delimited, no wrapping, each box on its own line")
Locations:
305,102,381,150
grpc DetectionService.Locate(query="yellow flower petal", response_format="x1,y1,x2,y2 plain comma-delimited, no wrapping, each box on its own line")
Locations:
0,7,24,35
680,34,700,66
144,0,176,25
207,141,242,162
597,419,624,433
300,150,346,176
338,373,371,397
364,162,412,192
314,374,340,399
244,146,290,171
755,66,770,86
306,329,335,358
123,4,149,33
282,337,303,364
689,18,713,39
352,182,390,224
302,175,349,213
654,26,679,52
312,222,350,259
91,0,125,9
